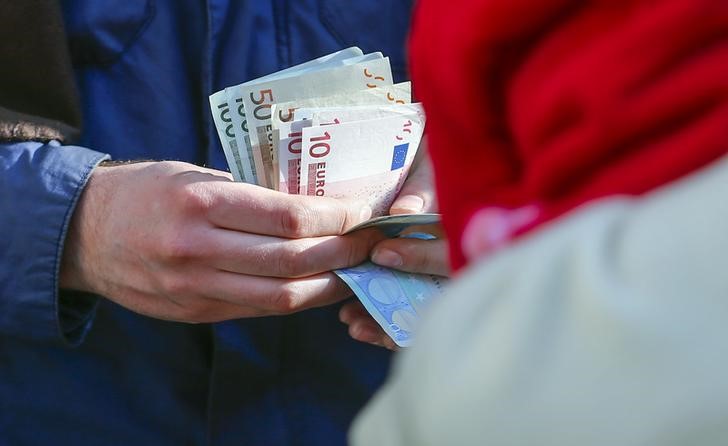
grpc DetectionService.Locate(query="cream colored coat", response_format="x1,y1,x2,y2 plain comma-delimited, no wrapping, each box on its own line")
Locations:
352,155,728,445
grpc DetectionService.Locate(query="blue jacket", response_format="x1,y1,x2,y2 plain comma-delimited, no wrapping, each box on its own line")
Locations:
0,0,413,444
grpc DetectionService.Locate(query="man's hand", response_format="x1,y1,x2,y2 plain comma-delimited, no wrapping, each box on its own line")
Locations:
60,161,382,322
339,226,450,350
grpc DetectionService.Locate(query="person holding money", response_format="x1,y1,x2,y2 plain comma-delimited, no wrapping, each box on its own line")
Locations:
350,0,728,444
0,1,432,444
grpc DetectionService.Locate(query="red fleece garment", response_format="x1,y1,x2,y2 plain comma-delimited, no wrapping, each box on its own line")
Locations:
410,0,728,271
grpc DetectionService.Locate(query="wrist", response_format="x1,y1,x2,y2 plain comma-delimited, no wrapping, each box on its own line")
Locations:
59,165,113,294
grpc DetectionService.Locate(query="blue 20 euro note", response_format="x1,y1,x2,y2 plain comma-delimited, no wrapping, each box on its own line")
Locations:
336,223,448,347
335,263,446,347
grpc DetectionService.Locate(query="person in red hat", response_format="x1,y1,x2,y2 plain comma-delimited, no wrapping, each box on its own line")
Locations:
346,0,728,443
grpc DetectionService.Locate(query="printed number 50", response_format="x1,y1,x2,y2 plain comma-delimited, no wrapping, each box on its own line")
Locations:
250,89,273,120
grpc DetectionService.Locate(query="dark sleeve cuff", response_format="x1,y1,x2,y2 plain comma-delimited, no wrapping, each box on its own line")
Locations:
0,141,109,346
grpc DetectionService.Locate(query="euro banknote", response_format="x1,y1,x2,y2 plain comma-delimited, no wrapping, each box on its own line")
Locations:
240,55,394,188
224,88,258,183
210,48,440,347
213,46,364,185
345,212,441,237
270,82,412,193
209,90,245,182
337,225,447,347
285,103,423,198
299,112,425,216
335,257,447,348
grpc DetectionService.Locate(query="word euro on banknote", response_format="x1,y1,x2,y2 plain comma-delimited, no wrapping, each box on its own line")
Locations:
240,55,394,188
270,82,412,193
299,110,425,216
212,46,364,183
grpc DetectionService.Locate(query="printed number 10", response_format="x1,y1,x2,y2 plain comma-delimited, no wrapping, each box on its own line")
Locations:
309,131,331,158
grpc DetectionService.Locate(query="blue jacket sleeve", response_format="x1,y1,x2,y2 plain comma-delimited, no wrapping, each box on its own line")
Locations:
0,141,109,346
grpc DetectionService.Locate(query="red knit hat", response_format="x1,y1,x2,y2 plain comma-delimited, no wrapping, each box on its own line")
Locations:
410,0,728,271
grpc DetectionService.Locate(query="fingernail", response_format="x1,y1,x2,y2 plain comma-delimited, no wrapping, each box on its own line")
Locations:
371,249,403,267
359,204,373,222
393,195,424,213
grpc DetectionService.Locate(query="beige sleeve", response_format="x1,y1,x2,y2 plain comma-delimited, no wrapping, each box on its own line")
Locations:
351,155,728,446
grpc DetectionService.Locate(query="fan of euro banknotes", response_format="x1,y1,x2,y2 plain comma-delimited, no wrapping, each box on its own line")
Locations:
209,47,447,347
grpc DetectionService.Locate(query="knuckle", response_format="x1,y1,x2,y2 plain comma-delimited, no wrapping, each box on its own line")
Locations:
334,206,351,234
176,182,213,215
276,243,308,277
269,283,302,314
412,246,431,271
349,237,372,265
154,160,180,175
402,241,443,274
279,203,313,238
159,233,196,263
340,241,362,269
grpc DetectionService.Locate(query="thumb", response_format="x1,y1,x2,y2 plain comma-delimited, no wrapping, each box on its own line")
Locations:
390,147,437,215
